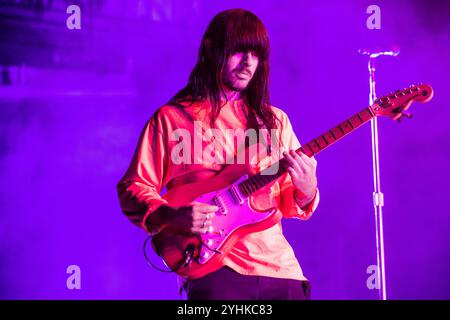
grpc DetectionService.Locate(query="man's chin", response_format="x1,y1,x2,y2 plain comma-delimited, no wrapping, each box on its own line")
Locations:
231,82,250,91
225,84,246,92
223,78,252,92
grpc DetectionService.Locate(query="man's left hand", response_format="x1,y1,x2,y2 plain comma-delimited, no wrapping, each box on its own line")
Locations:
283,149,318,207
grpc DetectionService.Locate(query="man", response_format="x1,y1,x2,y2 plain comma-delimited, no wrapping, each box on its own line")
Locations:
117,8,319,300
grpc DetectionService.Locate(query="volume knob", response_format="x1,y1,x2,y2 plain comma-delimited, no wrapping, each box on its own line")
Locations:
198,251,210,263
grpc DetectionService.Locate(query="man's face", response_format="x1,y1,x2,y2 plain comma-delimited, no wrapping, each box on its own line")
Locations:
223,51,259,92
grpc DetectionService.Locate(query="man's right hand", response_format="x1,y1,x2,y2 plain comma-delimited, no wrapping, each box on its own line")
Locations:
147,202,218,235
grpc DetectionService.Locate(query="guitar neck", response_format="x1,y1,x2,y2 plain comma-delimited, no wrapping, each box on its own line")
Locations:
238,106,376,197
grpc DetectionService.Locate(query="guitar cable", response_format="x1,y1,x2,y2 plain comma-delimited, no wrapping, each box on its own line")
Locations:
143,234,222,273
143,235,187,273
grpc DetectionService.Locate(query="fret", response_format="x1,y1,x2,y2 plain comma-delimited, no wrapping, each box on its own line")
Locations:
324,130,336,143
333,126,345,138
361,108,374,120
309,140,321,153
298,146,307,157
338,122,352,134
338,125,346,134
254,175,263,189
349,115,362,128
316,135,328,148
346,119,355,130
262,175,274,185
257,175,266,187
248,180,256,193
245,183,252,197
252,179,259,191
302,143,315,156
242,181,251,196
314,138,323,149
329,129,337,140
238,183,248,197
247,178,255,192
356,113,364,123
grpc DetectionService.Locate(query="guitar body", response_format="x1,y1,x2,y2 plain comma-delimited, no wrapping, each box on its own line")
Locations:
151,164,282,279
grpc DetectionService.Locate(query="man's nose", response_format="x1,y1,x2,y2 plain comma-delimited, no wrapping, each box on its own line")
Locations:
241,51,255,65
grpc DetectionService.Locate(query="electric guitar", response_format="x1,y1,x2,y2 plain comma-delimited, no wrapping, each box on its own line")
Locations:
151,84,434,279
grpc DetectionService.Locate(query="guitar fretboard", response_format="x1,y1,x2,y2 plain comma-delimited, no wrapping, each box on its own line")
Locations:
238,107,375,197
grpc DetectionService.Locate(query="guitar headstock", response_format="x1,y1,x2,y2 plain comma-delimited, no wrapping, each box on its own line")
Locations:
371,84,434,121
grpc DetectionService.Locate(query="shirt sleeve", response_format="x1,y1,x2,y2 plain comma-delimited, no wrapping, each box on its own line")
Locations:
116,111,170,234
277,110,320,220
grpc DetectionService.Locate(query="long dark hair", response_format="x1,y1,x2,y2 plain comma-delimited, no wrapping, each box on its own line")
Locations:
169,8,281,130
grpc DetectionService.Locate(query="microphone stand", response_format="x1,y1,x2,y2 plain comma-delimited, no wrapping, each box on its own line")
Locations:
358,48,399,301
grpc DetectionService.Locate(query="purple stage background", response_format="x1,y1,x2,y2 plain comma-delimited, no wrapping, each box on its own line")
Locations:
0,0,449,299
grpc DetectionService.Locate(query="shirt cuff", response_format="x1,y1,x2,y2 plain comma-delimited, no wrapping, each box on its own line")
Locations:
141,198,169,235
282,186,320,220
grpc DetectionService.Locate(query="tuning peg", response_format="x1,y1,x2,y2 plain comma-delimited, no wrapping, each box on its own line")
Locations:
401,110,413,119
397,111,413,123
403,88,412,94
395,90,405,97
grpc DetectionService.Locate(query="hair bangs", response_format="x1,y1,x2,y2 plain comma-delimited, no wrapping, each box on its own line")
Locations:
224,12,270,60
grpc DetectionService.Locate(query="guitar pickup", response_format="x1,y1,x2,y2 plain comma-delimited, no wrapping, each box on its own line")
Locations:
228,185,244,206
